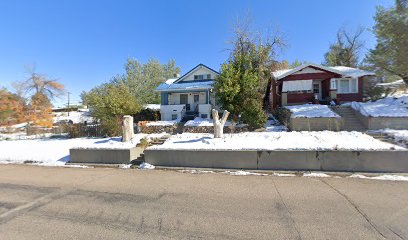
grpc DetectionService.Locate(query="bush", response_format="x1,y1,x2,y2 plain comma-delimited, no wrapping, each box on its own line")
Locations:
133,109,160,122
273,107,292,126
366,86,392,101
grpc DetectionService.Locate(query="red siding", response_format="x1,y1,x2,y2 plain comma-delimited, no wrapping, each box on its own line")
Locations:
287,93,314,104
337,77,364,102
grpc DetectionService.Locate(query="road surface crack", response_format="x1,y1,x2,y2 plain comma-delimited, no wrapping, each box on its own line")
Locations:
272,179,302,240
320,179,386,239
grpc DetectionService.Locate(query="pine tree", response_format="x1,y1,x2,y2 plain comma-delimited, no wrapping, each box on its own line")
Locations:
366,0,408,84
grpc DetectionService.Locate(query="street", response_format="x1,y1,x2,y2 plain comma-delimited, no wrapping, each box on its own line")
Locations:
0,165,407,239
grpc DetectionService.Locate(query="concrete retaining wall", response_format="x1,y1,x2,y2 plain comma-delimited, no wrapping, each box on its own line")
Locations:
288,117,343,131
145,149,408,173
354,111,408,130
70,147,143,164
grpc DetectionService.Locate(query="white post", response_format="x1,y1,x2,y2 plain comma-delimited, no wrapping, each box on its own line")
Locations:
122,115,134,142
212,109,230,138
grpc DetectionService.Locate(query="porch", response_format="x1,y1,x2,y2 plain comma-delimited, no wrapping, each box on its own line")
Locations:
160,91,212,121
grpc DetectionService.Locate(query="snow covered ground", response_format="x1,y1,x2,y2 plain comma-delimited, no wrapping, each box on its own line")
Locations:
149,131,403,151
285,104,340,118
184,117,247,128
351,93,408,117
372,129,408,148
0,133,167,166
53,110,94,124
146,120,179,126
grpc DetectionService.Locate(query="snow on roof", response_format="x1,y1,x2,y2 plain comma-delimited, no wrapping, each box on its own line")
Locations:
156,80,213,91
272,63,375,80
165,78,178,84
331,66,375,78
285,104,340,118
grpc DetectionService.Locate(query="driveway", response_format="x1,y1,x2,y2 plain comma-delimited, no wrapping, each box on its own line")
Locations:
0,165,407,239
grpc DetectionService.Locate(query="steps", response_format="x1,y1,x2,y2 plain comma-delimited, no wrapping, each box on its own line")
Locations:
132,135,170,165
331,106,367,131
366,132,397,145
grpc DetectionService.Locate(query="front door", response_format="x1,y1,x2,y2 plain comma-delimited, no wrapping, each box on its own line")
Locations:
193,94,199,112
180,94,189,110
313,82,322,100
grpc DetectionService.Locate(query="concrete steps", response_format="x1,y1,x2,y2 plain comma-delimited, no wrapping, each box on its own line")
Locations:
366,132,398,145
331,106,367,131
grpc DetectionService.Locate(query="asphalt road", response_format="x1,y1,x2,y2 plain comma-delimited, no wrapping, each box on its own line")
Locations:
0,165,407,240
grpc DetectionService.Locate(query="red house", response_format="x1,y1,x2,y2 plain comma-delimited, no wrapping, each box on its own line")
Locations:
270,63,376,108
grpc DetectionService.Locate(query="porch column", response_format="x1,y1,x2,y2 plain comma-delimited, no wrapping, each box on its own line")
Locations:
329,79,337,100
281,92,288,106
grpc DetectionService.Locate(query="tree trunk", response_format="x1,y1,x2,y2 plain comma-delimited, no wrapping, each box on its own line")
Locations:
122,115,134,142
212,109,230,138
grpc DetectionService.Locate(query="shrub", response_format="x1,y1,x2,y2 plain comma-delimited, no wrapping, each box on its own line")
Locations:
273,107,292,126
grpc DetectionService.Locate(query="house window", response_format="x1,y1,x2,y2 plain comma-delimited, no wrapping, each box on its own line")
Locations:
206,74,211,79
171,114,178,120
194,75,204,80
335,78,358,94
201,114,208,119
194,95,199,103
313,84,320,94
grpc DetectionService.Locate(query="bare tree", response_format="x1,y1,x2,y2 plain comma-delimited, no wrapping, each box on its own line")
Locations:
323,27,365,67
16,65,65,100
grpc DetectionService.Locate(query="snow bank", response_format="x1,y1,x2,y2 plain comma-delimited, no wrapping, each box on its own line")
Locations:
149,131,403,151
138,162,155,169
264,119,288,132
223,170,268,176
350,174,408,182
146,120,178,126
351,93,408,117
285,104,340,118
0,133,167,166
184,118,213,127
303,172,331,178
184,117,247,128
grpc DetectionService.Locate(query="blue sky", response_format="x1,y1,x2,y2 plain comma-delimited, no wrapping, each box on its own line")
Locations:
0,0,393,107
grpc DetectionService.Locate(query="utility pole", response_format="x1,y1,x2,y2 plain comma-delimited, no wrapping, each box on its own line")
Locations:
67,92,71,116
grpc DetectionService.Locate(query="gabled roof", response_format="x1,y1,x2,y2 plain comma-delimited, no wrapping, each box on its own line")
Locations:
272,63,375,80
156,63,218,92
174,63,220,83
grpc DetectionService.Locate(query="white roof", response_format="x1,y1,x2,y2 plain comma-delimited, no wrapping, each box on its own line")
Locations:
272,63,375,80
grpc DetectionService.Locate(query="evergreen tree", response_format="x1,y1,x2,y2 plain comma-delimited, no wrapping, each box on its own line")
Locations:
366,0,408,84
215,21,284,129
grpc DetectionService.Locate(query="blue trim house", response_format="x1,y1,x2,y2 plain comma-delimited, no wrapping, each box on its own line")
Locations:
156,64,219,121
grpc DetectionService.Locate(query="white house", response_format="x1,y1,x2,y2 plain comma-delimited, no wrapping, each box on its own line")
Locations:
156,64,219,121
